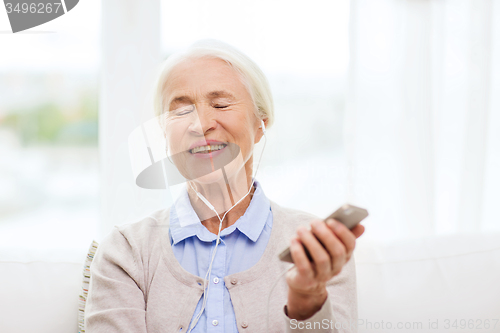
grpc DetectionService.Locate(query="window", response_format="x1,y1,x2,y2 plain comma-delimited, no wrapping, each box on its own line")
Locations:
0,1,101,249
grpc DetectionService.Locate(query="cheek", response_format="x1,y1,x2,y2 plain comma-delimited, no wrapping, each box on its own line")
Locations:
166,115,191,132
165,127,186,153
236,132,256,156
233,121,257,152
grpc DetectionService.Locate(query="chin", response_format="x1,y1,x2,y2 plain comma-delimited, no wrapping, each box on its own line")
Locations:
190,169,225,185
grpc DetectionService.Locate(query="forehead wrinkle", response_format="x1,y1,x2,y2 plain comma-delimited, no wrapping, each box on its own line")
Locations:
168,95,192,107
206,90,236,99
163,58,247,111
168,88,237,110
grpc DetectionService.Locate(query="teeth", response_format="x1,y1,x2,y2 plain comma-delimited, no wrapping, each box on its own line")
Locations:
190,144,226,154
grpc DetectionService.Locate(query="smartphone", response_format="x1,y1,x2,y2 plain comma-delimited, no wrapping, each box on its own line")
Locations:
278,204,369,264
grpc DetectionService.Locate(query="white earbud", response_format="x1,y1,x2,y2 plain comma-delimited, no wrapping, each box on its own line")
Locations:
259,119,266,134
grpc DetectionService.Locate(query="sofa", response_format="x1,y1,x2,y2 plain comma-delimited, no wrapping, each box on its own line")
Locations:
1,232,499,333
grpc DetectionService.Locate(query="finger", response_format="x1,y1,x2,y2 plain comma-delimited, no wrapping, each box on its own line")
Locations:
313,218,348,271
351,224,365,238
297,225,332,281
311,221,346,276
326,219,356,263
289,235,314,278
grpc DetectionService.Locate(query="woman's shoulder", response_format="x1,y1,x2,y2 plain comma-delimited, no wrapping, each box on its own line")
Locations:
115,207,171,236
98,208,171,255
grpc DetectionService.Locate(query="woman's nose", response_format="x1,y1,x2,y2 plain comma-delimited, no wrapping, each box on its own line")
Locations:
188,105,217,135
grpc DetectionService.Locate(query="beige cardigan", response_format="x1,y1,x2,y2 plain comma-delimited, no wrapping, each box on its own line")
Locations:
85,201,358,332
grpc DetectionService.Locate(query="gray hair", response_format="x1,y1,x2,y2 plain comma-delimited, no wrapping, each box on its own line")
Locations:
153,39,274,129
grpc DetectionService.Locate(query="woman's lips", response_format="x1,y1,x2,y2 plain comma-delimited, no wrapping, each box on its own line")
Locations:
188,139,227,150
188,144,228,159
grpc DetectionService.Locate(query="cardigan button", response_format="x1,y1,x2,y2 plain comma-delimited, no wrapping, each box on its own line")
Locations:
230,278,237,285
241,321,248,328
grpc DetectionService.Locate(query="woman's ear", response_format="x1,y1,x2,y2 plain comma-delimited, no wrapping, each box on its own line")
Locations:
261,119,268,133
254,118,268,144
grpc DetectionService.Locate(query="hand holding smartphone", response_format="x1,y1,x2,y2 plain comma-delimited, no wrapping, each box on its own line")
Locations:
278,204,368,263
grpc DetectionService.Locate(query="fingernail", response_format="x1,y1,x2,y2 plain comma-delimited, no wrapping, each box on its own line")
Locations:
330,219,341,230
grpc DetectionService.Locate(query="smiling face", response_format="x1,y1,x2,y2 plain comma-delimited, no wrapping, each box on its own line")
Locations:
162,57,265,185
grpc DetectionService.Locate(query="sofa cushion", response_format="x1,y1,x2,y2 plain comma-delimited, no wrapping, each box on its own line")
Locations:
354,233,500,333
0,246,89,333
79,240,99,333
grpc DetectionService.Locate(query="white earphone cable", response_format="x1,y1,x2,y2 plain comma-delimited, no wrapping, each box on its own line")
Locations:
187,120,267,332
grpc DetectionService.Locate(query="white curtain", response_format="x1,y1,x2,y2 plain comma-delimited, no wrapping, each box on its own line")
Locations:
346,0,500,240
99,0,163,239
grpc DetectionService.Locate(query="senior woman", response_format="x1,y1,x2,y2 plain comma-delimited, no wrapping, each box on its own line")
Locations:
85,40,364,333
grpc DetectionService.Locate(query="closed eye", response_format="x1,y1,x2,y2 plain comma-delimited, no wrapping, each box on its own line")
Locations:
171,105,195,116
213,105,228,109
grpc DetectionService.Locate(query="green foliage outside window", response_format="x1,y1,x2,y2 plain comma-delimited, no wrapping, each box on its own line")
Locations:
1,93,98,146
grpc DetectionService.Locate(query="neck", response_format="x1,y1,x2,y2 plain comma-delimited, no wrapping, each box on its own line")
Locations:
187,158,255,234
